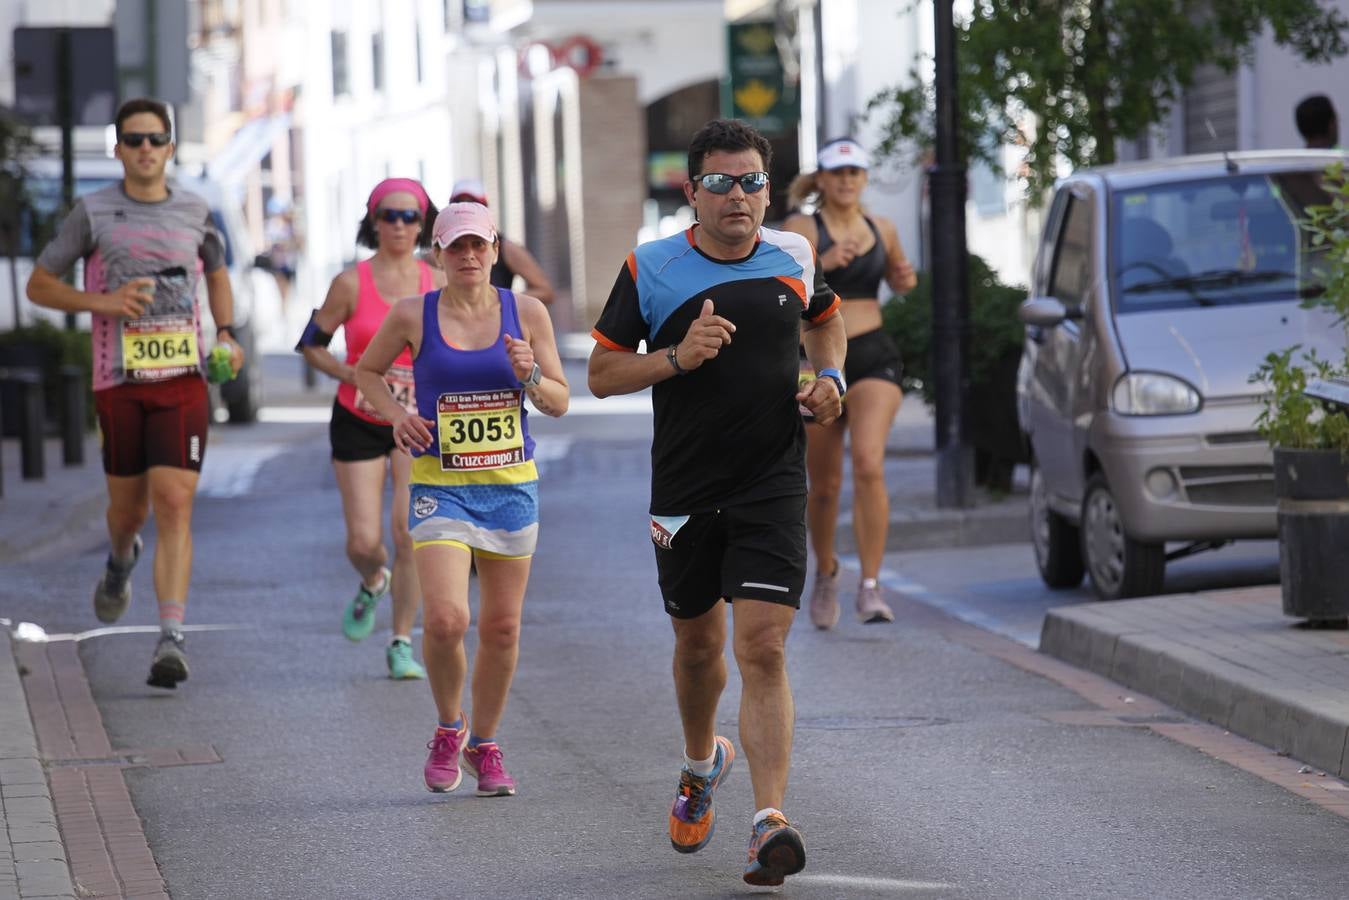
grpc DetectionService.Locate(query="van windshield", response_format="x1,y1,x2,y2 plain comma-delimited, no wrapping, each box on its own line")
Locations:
15,175,120,256
1111,171,1331,313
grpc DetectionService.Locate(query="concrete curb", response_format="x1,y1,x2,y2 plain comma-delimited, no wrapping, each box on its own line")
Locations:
1040,598,1349,780
0,634,76,900
840,495,1028,552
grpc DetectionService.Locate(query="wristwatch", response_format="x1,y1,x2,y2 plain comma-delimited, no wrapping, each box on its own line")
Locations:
816,367,846,398
522,363,543,388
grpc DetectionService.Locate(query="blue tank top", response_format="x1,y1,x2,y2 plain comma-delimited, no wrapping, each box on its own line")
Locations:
410,287,535,475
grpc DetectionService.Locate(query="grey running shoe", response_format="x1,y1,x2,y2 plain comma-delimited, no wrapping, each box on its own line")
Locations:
147,631,189,689
856,581,895,624
808,562,840,630
93,535,143,624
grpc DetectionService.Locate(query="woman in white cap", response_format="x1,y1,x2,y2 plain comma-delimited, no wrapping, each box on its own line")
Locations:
783,138,917,628
297,178,442,678
449,178,557,304
355,201,569,797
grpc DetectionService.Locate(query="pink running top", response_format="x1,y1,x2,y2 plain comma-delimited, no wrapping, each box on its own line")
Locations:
335,259,436,424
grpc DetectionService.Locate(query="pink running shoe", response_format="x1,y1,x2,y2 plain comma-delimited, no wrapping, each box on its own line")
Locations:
424,719,467,793
461,742,517,797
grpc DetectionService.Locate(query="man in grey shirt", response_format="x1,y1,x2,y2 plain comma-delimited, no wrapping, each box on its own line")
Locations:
27,97,243,690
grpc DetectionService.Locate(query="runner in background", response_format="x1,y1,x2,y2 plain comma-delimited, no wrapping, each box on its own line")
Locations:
783,137,918,628
448,179,556,304
297,178,443,679
26,97,243,689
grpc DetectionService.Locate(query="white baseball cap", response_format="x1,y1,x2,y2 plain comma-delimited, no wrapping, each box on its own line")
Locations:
818,138,870,171
449,178,489,206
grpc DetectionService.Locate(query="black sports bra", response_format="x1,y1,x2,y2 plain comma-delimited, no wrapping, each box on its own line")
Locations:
814,213,887,299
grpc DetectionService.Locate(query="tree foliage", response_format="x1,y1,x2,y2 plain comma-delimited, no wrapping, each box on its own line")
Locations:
869,1,1349,192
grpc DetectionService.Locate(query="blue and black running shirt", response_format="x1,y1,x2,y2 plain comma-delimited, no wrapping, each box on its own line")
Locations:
592,225,840,515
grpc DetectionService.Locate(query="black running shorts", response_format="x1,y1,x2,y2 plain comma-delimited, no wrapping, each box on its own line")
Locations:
651,494,807,619
329,399,397,462
843,327,904,387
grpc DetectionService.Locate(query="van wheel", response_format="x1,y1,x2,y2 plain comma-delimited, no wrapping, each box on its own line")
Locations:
1030,465,1084,588
1080,473,1165,600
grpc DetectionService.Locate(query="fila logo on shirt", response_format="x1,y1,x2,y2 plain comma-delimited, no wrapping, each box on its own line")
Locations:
778,294,787,306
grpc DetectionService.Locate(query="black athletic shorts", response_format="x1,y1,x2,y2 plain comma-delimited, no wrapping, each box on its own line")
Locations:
844,327,904,387
651,494,807,619
330,400,396,462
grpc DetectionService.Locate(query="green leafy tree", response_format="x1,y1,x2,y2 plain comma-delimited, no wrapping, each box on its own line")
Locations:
869,1,1349,192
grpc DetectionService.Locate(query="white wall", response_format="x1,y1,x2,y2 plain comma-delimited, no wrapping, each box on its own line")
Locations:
293,0,457,314
525,0,723,105
1248,0,1349,150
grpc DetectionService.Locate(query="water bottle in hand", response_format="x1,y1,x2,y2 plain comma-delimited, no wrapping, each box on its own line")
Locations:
207,344,235,384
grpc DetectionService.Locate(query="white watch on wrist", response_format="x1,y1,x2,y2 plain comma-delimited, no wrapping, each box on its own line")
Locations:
522,363,543,388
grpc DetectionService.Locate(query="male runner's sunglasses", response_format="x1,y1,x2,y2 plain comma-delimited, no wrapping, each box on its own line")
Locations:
120,132,172,149
696,171,769,195
378,209,422,225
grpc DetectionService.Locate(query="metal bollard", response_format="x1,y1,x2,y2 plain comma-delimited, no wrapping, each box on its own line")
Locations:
60,365,85,466
0,367,46,481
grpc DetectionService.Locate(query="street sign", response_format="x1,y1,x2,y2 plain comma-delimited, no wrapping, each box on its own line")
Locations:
12,27,118,127
114,0,190,106
723,21,798,136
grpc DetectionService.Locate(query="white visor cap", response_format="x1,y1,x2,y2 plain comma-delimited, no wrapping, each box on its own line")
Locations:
818,139,870,171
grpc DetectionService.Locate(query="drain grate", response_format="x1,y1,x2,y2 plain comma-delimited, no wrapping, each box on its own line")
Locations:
796,715,950,731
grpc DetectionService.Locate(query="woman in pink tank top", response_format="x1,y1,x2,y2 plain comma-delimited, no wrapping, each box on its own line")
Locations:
297,178,444,679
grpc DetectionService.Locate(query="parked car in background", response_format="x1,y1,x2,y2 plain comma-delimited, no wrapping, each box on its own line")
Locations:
1017,151,1348,600
2,156,268,422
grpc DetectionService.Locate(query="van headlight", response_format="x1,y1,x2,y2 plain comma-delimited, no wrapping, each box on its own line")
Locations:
1112,373,1201,415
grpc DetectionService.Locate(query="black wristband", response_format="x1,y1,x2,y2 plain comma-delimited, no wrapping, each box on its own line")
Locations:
216,324,236,341
667,343,689,375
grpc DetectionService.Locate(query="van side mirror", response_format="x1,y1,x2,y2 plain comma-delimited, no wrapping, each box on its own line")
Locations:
1018,297,1082,327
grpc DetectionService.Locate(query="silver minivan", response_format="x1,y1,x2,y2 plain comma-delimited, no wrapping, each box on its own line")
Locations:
1017,151,1347,600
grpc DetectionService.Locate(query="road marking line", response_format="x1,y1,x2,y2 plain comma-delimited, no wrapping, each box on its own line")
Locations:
792,873,954,891
7,623,246,643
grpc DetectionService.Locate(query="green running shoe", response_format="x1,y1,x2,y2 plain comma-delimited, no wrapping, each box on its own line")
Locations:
386,639,426,680
343,567,389,642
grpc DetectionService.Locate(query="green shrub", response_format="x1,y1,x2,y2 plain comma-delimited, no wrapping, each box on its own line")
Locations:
0,320,96,429
881,253,1026,406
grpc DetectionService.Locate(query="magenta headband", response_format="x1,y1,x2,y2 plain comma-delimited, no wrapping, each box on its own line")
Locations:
366,178,430,217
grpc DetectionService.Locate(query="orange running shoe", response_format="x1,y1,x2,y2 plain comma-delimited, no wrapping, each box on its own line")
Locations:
743,812,806,886
668,736,735,853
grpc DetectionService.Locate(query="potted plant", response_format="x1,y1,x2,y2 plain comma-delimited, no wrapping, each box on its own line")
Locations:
1250,161,1349,625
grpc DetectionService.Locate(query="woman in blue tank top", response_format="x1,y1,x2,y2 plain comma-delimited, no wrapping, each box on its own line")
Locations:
783,138,918,630
355,202,569,798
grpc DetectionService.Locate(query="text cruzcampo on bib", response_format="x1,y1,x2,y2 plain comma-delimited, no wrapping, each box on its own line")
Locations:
436,389,524,471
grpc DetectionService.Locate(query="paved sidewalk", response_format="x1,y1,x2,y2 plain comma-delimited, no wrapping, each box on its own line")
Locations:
1040,586,1349,779
1,634,76,900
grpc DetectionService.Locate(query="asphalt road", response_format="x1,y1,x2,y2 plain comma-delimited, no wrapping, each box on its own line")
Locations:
4,361,1346,898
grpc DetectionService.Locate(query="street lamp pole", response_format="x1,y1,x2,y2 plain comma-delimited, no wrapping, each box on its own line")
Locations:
930,0,973,508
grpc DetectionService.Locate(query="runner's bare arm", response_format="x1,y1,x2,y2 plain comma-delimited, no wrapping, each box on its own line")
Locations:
590,299,735,397
355,297,432,452
511,295,568,417
799,309,847,426
302,269,359,383
879,218,917,294
204,266,243,373
26,265,153,318
501,240,556,304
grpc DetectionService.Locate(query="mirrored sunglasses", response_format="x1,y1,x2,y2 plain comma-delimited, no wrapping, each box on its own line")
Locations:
697,171,769,195
378,209,422,225
121,132,172,148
